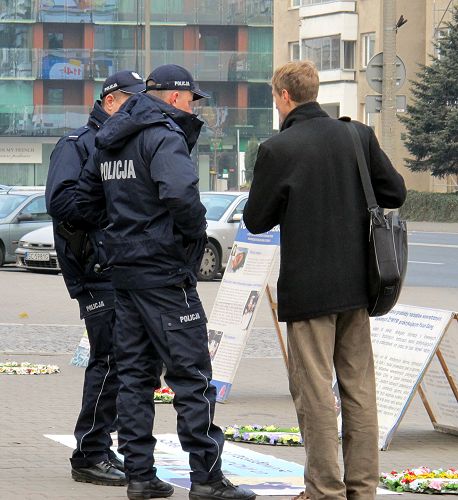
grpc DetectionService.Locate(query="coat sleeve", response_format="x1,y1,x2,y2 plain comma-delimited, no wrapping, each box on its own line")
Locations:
148,131,207,240
45,137,87,224
73,152,107,229
367,127,407,209
243,143,285,234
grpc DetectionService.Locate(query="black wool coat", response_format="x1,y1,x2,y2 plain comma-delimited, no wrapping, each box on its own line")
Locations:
243,102,407,322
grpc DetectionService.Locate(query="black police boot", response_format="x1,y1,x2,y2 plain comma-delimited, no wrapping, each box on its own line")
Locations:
189,476,256,500
127,477,175,499
109,453,125,472
71,459,127,486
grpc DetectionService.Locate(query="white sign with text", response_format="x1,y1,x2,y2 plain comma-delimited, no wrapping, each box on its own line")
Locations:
371,305,455,449
0,143,42,163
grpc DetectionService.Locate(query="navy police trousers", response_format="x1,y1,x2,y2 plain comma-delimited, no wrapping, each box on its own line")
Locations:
114,284,224,483
70,290,119,468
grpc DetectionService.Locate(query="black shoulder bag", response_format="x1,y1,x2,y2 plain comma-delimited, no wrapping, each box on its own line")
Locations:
345,121,408,317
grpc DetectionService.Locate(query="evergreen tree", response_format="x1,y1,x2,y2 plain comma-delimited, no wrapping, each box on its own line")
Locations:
244,137,259,184
401,7,458,177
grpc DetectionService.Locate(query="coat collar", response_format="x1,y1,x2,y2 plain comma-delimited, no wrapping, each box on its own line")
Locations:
281,101,329,131
88,100,110,130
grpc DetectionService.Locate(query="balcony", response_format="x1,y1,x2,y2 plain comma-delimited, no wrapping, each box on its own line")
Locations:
99,50,273,82
0,49,272,83
150,0,272,26
0,105,90,137
0,48,33,79
0,0,272,25
0,105,272,139
0,0,34,21
300,0,356,17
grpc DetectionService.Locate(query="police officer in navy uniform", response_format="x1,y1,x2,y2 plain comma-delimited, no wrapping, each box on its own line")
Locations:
74,65,256,500
45,71,148,487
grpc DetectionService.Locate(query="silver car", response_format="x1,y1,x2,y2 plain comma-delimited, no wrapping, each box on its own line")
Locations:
0,186,52,266
15,224,60,273
198,191,248,281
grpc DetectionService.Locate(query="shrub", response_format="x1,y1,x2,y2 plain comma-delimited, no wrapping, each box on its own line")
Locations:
399,190,458,222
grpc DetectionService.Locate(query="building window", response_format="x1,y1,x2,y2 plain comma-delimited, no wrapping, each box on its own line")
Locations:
343,40,355,69
361,32,376,68
151,27,184,50
48,32,63,50
364,106,377,131
436,29,450,59
301,36,340,71
289,41,300,61
290,0,300,7
47,88,64,105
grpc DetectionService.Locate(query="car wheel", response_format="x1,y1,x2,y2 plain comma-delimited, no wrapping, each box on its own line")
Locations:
0,244,4,266
198,242,221,281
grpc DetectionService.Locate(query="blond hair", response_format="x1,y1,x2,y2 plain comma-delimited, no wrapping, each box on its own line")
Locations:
271,61,319,104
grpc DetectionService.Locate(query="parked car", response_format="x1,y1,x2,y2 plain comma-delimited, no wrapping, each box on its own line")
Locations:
0,186,51,266
198,191,248,281
11,190,248,279
15,224,60,273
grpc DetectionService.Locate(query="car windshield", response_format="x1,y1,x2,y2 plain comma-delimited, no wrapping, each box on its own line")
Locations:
201,194,238,221
0,194,27,218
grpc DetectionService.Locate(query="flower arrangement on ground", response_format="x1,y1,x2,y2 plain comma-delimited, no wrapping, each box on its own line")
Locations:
223,424,302,446
153,387,175,403
380,467,458,494
0,362,60,375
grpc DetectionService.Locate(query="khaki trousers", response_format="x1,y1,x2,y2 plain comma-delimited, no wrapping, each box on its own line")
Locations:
287,308,379,500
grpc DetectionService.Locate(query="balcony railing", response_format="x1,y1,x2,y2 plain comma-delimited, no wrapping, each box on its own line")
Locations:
0,105,272,138
0,105,90,137
95,50,272,82
0,0,272,25
0,49,272,82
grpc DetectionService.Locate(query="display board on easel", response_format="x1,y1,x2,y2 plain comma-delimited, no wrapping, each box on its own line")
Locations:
209,221,280,402
369,306,457,449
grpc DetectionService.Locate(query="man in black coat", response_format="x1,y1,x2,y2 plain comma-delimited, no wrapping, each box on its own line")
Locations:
243,61,407,500
74,64,256,500
46,71,147,486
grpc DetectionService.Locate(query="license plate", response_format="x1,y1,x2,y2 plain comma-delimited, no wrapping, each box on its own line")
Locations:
26,251,50,261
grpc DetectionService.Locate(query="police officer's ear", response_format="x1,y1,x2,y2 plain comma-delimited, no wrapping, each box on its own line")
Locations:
102,93,116,113
102,91,130,116
166,91,180,107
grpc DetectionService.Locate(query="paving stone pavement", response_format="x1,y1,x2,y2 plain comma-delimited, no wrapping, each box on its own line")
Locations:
1,351,457,500
0,325,283,358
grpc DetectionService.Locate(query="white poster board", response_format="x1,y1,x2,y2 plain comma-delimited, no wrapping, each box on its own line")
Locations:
420,318,458,435
370,305,455,449
209,221,280,402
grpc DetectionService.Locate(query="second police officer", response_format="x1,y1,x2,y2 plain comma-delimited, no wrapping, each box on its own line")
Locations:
74,64,256,500
46,71,159,486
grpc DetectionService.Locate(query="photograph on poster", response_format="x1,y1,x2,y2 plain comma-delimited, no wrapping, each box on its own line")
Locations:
208,329,224,360
241,290,260,330
227,244,249,273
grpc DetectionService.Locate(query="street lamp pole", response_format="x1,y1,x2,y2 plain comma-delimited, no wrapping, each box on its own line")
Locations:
381,0,397,162
144,0,151,78
236,127,240,189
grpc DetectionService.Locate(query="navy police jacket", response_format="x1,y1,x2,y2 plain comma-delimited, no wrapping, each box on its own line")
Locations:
45,101,112,298
75,93,207,290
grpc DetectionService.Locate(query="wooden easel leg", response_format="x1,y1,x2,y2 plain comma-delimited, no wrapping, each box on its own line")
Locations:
436,348,458,402
417,385,437,425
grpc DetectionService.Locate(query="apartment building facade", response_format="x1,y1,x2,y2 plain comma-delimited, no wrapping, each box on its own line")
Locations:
274,0,456,192
0,0,273,189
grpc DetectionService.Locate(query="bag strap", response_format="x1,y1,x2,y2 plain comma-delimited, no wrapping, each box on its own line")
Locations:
344,121,379,212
